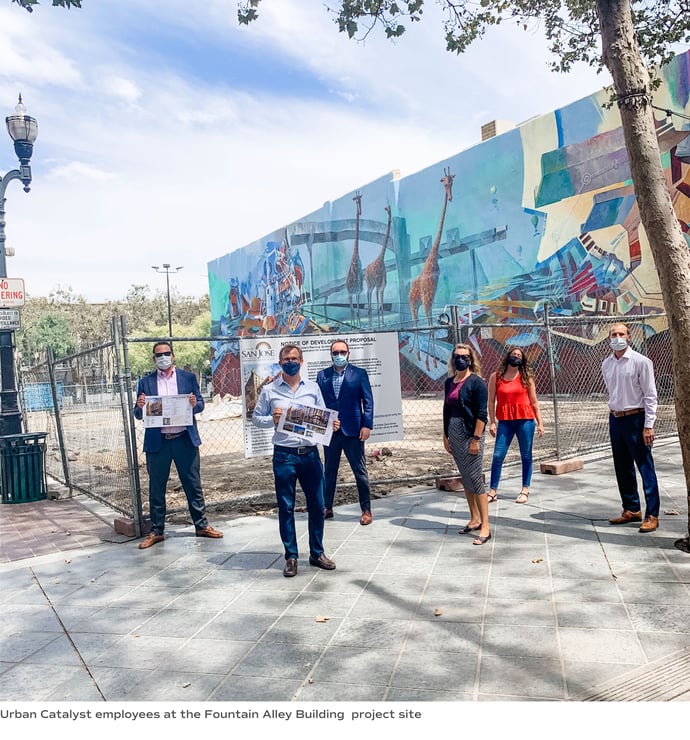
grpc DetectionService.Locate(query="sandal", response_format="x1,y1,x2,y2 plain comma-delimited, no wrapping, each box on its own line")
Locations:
487,491,498,503
516,491,529,504
459,524,481,534
473,533,492,545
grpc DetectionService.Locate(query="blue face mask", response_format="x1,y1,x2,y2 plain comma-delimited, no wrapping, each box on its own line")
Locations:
332,354,348,368
281,360,301,376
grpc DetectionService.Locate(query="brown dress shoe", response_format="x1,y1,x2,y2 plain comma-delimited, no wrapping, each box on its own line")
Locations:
609,510,642,525
324,508,334,519
283,558,298,577
195,526,224,538
360,510,373,526
309,553,336,570
639,516,659,532
138,533,164,549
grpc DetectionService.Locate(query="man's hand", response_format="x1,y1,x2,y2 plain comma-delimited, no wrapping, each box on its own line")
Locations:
188,392,196,406
272,407,283,425
359,427,371,441
136,393,146,408
333,418,341,432
643,427,655,447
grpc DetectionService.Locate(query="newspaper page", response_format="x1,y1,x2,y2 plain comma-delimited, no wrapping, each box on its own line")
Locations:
276,403,338,446
239,333,403,458
142,394,193,428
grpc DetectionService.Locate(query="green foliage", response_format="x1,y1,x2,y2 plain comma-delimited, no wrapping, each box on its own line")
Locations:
239,2,690,74
18,312,74,361
18,285,210,370
128,313,212,380
238,0,262,25
12,0,82,11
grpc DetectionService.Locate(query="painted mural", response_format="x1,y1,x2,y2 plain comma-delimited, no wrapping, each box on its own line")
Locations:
208,51,690,393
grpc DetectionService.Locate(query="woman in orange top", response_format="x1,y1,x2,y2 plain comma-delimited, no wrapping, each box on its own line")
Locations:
487,347,544,503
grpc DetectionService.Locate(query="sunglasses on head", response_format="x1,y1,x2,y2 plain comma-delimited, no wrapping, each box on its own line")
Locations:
154,351,172,357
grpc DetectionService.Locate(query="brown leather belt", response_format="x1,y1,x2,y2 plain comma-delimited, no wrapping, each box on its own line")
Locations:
163,431,186,440
610,408,644,418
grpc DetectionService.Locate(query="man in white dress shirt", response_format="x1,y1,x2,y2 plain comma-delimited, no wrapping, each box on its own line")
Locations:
601,323,660,533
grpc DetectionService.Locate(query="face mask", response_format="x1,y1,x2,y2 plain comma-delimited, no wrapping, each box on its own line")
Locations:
507,356,522,367
333,355,348,368
281,360,301,376
453,355,470,372
155,355,173,371
610,337,628,352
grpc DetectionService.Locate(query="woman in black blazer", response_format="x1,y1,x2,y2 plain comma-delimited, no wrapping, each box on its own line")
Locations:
442,343,490,545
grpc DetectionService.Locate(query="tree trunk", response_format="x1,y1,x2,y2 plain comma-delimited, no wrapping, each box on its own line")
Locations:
597,0,690,548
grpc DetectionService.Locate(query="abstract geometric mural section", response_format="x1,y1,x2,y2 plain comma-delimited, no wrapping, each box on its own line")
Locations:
208,51,690,387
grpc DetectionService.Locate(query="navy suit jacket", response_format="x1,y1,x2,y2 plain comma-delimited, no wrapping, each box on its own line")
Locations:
316,364,374,438
133,368,204,452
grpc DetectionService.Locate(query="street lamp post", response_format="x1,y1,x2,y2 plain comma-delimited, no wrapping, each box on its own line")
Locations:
152,263,183,338
0,95,37,436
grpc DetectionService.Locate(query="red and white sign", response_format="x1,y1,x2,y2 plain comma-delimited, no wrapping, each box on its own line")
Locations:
0,278,25,308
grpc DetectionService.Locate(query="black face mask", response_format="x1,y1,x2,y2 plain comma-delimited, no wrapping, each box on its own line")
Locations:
453,355,471,372
507,356,523,368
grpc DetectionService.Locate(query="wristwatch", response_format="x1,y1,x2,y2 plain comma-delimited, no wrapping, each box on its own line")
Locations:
471,435,480,440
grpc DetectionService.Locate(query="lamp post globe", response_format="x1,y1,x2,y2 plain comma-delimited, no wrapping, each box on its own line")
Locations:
1,95,38,436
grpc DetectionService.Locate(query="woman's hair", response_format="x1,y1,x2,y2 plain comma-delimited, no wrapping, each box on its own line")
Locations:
497,345,533,387
447,343,482,378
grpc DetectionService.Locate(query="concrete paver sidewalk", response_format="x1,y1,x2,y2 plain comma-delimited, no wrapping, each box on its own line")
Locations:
0,439,688,703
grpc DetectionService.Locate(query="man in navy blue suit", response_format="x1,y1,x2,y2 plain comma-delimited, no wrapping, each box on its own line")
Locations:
317,339,375,525
134,341,223,549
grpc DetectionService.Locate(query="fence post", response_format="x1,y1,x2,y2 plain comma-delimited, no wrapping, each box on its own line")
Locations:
112,316,144,535
46,346,72,494
543,304,562,460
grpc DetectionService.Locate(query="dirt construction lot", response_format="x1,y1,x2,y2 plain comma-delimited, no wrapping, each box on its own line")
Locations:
46,395,677,523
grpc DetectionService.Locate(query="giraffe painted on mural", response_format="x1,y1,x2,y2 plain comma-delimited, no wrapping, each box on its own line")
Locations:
365,204,392,328
409,167,455,370
346,191,364,325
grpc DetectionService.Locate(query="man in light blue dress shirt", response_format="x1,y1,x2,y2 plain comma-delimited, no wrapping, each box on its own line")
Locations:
252,344,338,577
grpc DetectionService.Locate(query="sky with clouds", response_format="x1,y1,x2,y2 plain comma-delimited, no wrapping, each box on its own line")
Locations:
0,0,613,302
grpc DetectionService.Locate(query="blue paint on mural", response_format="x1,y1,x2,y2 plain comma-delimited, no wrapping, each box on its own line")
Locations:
207,51,690,383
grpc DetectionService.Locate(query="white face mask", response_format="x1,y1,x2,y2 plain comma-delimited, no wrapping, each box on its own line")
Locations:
610,336,628,352
155,355,173,371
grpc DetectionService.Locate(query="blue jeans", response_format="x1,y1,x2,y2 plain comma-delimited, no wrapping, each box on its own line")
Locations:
323,430,371,511
609,413,660,517
490,418,536,490
146,434,208,534
272,446,325,560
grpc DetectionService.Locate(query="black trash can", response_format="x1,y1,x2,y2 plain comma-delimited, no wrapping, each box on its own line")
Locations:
0,433,48,504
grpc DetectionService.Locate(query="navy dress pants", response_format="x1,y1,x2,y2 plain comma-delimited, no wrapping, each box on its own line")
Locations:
609,412,660,518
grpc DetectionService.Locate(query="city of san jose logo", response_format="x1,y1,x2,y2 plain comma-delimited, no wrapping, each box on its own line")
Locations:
240,340,275,360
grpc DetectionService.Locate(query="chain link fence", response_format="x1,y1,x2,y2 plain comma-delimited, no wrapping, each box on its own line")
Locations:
18,314,677,528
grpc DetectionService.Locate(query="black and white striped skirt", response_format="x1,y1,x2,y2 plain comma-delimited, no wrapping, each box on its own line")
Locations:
448,417,486,495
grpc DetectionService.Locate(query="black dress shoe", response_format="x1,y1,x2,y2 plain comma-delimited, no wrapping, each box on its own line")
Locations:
283,558,298,577
309,553,336,570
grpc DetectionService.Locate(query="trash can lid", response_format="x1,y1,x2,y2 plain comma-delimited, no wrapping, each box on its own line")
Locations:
0,432,48,445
